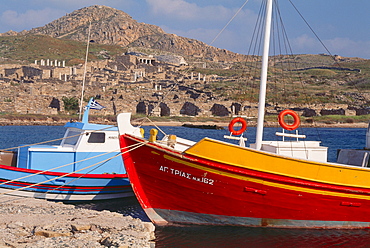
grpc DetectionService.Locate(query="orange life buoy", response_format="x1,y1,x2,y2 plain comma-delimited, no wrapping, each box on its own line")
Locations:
228,117,247,135
278,109,300,131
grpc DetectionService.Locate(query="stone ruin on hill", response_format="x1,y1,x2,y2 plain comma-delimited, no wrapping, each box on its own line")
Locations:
0,51,367,119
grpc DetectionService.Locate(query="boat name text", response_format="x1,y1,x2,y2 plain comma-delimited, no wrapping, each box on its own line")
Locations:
159,166,214,185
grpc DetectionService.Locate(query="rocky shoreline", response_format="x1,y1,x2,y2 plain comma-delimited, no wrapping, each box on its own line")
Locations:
0,195,155,248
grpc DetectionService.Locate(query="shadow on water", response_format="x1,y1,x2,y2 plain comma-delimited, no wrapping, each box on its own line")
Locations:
154,225,370,248
73,197,370,248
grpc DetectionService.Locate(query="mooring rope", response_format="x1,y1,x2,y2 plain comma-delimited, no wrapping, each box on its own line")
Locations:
142,117,168,136
0,140,147,197
44,152,123,194
44,138,150,194
0,142,141,188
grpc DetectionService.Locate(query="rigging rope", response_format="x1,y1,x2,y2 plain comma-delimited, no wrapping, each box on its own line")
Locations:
210,0,250,46
44,152,123,194
0,124,136,189
0,141,147,197
143,117,168,136
287,0,336,61
0,142,141,188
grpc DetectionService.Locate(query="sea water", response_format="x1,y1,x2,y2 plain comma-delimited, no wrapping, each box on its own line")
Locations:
0,125,368,247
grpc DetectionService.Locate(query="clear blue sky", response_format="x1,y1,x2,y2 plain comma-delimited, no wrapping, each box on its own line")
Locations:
1,0,369,58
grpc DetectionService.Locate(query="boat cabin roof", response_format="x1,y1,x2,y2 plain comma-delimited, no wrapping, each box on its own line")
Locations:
64,121,118,132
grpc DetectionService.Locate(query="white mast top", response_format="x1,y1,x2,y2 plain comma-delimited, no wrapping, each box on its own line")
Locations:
255,0,273,150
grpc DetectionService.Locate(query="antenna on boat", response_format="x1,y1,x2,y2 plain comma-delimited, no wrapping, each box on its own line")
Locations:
79,20,92,121
255,0,273,150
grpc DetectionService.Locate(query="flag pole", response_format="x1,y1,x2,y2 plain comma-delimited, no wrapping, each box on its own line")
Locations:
79,20,92,121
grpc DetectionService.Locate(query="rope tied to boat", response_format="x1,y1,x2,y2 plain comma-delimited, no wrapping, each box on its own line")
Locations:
0,142,137,188
0,141,148,197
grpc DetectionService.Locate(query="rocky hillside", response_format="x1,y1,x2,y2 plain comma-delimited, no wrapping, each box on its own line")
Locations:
130,33,247,62
27,5,164,47
3,5,247,63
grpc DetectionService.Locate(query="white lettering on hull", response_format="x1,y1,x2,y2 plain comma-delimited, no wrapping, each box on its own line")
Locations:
159,166,214,185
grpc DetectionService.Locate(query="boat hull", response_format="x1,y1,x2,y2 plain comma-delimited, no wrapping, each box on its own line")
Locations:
0,164,133,201
121,134,370,228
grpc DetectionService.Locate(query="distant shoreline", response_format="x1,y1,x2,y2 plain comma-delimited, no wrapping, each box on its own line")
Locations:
0,118,368,128
138,121,368,128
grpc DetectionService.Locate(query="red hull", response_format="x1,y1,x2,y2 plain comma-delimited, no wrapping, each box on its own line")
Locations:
121,134,370,228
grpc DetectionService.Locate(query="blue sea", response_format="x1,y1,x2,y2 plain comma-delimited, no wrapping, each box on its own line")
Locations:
0,124,369,247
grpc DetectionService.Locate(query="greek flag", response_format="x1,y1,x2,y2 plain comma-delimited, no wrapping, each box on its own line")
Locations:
90,99,105,110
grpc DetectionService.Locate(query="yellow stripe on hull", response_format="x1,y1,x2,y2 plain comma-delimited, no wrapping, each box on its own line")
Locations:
164,154,370,201
184,138,370,189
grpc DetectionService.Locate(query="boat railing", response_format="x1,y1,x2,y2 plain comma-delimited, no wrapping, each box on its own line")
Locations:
223,135,247,147
275,129,306,142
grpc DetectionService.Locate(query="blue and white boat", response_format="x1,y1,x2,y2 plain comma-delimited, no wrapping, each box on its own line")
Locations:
0,98,141,201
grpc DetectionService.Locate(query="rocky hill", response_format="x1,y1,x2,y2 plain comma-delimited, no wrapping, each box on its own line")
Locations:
27,5,164,46
3,5,247,63
0,5,368,122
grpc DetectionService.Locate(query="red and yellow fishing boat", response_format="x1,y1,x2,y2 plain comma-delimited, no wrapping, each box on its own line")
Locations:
118,116,370,228
117,0,370,228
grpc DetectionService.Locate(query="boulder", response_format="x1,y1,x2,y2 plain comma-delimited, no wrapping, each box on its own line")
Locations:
302,108,317,117
210,103,230,117
320,108,345,116
180,102,200,116
356,108,370,116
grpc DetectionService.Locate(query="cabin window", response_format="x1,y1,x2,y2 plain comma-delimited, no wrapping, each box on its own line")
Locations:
63,130,81,146
88,132,105,143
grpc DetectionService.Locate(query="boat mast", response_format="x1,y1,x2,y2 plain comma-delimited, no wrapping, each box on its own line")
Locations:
79,20,92,121
255,0,273,150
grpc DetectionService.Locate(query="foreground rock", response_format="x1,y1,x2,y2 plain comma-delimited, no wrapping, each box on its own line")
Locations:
0,195,155,248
